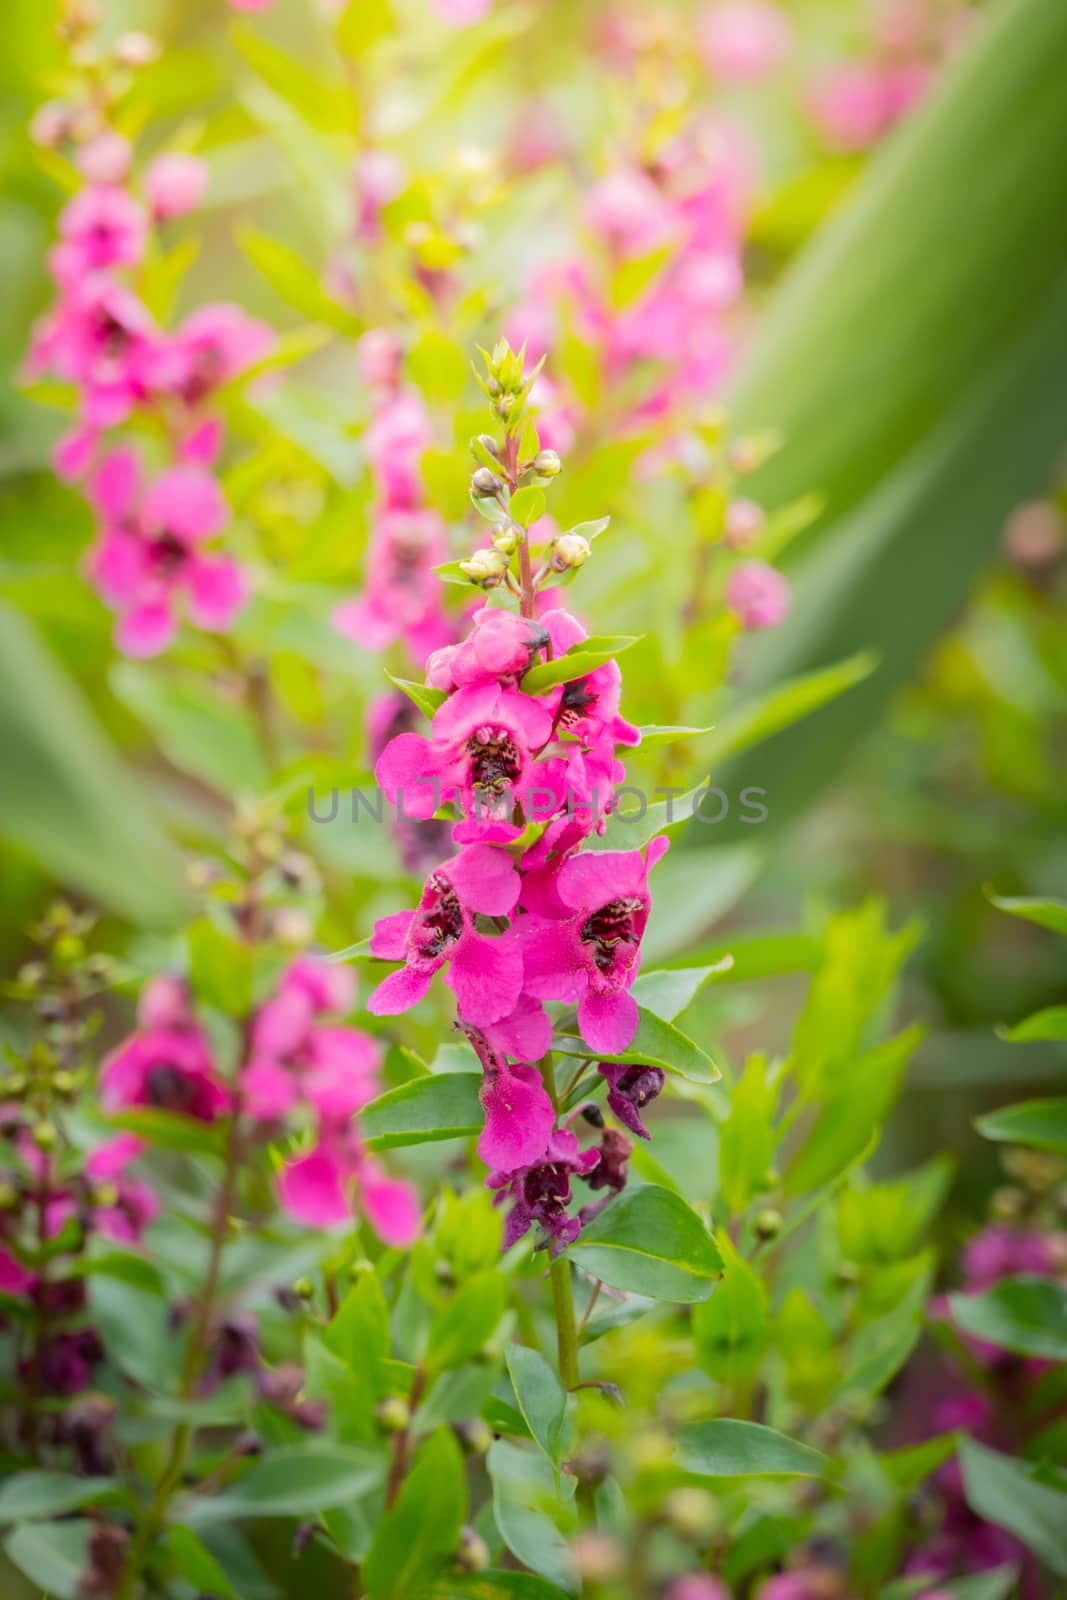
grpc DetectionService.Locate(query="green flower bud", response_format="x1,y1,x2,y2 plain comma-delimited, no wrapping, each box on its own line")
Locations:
550,533,591,572
534,448,562,477
755,1207,783,1239
471,467,503,498
460,548,509,588
376,1396,411,1433
456,1527,490,1573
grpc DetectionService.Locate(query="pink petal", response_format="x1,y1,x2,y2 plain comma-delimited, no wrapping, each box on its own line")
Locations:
243,1061,298,1121
446,928,523,1026
85,1133,146,1180
278,1145,350,1227
558,849,646,912
374,732,438,817
0,1248,34,1297
186,556,247,630
578,988,639,1053
360,1168,422,1247
485,996,553,1062
143,467,228,542
514,916,582,1003
446,843,521,917
369,910,415,960
478,1062,555,1172
116,600,177,658
366,965,434,1016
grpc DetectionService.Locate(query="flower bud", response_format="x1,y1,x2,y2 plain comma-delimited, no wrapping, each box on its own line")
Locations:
550,533,591,572
755,1207,783,1239
453,1418,493,1456
76,132,132,185
664,1487,718,1540
17,962,46,989
113,31,160,67
473,433,500,460
723,497,765,549
52,1070,79,1098
292,1276,315,1300
29,101,71,150
491,522,522,555
534,448,562,477
991,1185,1025,1221
32,1120,58,1151
376,1396,411,1433
471,467,503,498
459,548,509,588
272,908,312,947
145,152,209,221
570,1532,623,1583
348,1257,374,1281
456,1526,490,1573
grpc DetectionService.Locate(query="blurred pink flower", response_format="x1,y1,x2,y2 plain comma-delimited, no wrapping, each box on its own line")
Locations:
726,560,790,629
698,1,792,83
145,152,209,220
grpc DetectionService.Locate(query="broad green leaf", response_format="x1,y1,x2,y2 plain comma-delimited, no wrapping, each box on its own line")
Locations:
89,1276,178,1390
181,1445,385,1524
974,1097,1067,1157
879,1433,959,1495
703,0,1067,852
556,1007,719,1084
998,1006,1067,1042
510,486,545,527
166,1526,238,1600
0,1472,117,1522
384,671,448,722
0,606,186,926
718,1054,776,1214
630,961,733,1022
700,652,875,771
986,891,1067,936
678,1419,827,1479
362,1073,483,1150
335,0,393,56
505,1343,567,1468
230,23,349,132
950,1277,1067,1362
426,1272,507,1372
363,1430,467,1599
99,1108,225,1157
635,723,715,748
937,1571,1019,1600
569,1185,722,1303
112,660,269,795
487,1441,577,1593
326,1270,391,1373
520,635,641,695
958,1437,1067,1576
693,1230,768,1384
238,225,361,334
3,1519,90,1600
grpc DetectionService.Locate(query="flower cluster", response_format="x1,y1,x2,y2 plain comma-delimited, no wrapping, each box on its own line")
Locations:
363,341,670,1250
25,18,271,655
333,332,451,665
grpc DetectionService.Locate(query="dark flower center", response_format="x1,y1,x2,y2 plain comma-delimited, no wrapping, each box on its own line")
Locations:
581,896,642,972
145,1063,203,1116
149,532,188,575
411,874,464,960
467,725,522,799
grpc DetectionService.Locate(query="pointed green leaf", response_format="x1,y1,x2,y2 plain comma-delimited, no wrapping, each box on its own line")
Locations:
362,1074,483,1151
569,1186,722,1303
678,1419,827,1479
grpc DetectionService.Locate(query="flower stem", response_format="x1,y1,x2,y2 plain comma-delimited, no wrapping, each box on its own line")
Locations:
550,1256,580,1390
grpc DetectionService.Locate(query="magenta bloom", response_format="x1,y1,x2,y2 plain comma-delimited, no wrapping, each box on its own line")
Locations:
55,186,148,279
542,606,640,751
698,1,792,83
367,844,523,1026
430,0,494,25
517,837,669,1052
426,608,549,693
332,507,449,663
280,1131,420,1246
460,997,555,1173
960,1225,1065,1290
28,277,157,432
243,957,382,1125
375,682,555,842
86,447,245,656
84,1134,161,1244
100,977,228,1121
598,1060,665,1139
144,153,209,221
146,302,275,409
488,1128,600,1252
668,1579,731,1600
725,561,790,630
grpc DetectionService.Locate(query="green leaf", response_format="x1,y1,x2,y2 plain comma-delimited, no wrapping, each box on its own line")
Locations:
879,1432,959,1495
99,1107,225,1156
510,486,546,528
426,1272,507,1372
166,1526,238,1599
565,517,611,543
958,1436,1067,1577
998,1006,1067,1042
0,1472,117,1522
505,1343,567,1468
718,1054,776,1214
520,635,641,694
0,606,186,927
3,1519,90,1600
635,724,715,748
986,891,1067,937
112,661,270,795
629,962,733,1022
569,1186,722,1303
384,671,448,722
677,1419,827,1479
692,1231,768,1384
336,0,393,56
363,1429,467,1599
325,1270,390,1372
487,1441,577,1593
556,1007,719,1085
188,918,254,1017
231,22,349,132
700,652,876,770
950,1277,1067,1362
181,1445,385,1524
362,1073,483,1151
611,242,673,309
238,225,361,334
974,1097,1067,1156
425,1575,572,1600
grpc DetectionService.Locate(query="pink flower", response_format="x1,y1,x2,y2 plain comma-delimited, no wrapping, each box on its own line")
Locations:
516,838,669,1052
488,1128,600,1251
459,997,555,1172
280,1130,420,1245
332,507,449,662
430,0,494,26
145,153,209,221
669,1579,731,1600
542,607,641,751
145,302,275,408
724,497,765,548
962,1225,1066,1290
101,978,228,1121
55,186,148,278
76,133,132,186
358,329,403,391
807,64,897,150
367,843,523,1026
426,608,549,692
29,277,157,430
584,169,676,261
698,1,791,83
367,388,433,509
85,1135,160,1244
228,0,274,10
243,957,381,1124
0,1248,34,1297
598,1061,665,1139
375,681,556,842
354,151,405,242
725,561,789,629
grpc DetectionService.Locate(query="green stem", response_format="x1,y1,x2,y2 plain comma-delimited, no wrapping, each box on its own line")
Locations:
549,1257,580,1390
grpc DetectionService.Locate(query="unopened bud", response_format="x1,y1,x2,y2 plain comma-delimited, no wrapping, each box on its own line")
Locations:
17,963,46,990
456,1526,490,1573
550,533,591,572
991,1185,1025,1221
376,1396,411,1433
292,1276,315,1300
272,909,312,947
459,548,509,588
471,467,503,498
570,1532,623,1583
454,1418,493,1455
52,1070,79,1098
348,1257,373,1281
755,1207,782,1240
723,497,765,549
32,1121,58,1151
664,1487,718,1540
491,523,522,556
29,102,71,150
580,1103,604,1128
474,433,500,460
534,449,561,477
113,31,160,67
